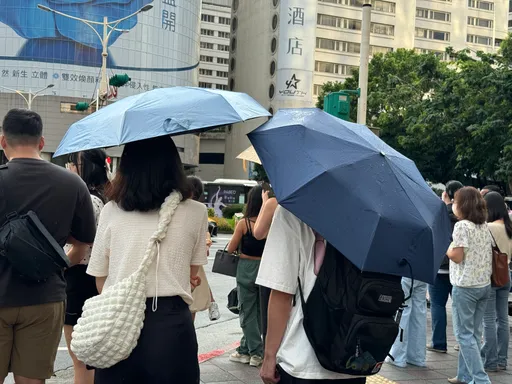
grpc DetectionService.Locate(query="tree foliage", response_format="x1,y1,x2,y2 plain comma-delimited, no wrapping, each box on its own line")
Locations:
316,39,512,187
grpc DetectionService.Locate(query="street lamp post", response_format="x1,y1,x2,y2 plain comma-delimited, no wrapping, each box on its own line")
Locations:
0,84,55,110
37,4,153,104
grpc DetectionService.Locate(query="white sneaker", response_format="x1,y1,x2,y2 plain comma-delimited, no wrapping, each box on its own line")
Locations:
250,355,263,367
209,302,221,321
230,352,250,364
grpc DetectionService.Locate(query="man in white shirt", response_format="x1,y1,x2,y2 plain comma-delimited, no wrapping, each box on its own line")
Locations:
256,206,366,384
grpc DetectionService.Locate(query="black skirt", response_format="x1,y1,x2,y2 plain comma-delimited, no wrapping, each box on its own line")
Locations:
94,296,200,384
64,264,98,326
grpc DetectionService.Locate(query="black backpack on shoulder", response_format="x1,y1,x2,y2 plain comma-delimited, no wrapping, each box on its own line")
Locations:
298,242,405,376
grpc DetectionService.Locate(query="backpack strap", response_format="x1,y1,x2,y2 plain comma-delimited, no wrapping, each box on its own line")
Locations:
0,165,8,215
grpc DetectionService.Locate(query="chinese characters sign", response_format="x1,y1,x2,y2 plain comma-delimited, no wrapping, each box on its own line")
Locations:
0,1,201,99
162,0,177,32
276,0,317,104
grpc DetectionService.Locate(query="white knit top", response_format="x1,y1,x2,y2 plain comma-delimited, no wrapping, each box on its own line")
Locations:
87,199,208,305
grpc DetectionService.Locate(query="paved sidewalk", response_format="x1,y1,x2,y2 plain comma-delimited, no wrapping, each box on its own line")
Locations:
47,306,512,383
197,306,512,384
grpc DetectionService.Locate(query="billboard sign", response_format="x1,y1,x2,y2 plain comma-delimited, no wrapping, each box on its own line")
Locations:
0,0,201,98
276,0,317,105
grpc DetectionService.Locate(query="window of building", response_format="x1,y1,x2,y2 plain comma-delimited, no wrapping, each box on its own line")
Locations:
218,44,230,51
415,28,450,42
218,31,230,39
415,48,449,61
371,23,394,36
370,45,393,55
216,84,228,90
216,71,229,78
467,17,493,28
317,14,341,28
315,61,356,75
201,14,215,23
199,69,213,76
316,37,361,53
199,153,225,165
467,34,492,46
313,84,323,95
200,42,214,49
200,55,213,62
509,20,512,28
218,17,231,25
201,29,214,36
468,0,494,11
318,0,395,13
217,57,229,65
416,8,451,22
199,82,213,88
495,38,503,48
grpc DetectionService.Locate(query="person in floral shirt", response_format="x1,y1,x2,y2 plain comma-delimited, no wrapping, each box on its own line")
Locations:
447,187,492,384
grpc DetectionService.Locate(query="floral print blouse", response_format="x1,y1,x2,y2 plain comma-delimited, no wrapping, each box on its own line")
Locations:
449,220,492,288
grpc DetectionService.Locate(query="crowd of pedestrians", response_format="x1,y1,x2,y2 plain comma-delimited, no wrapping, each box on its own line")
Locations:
384,182,511,384
0,107,510,384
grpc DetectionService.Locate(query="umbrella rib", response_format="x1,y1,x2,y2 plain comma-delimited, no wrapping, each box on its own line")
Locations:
386,160,432,228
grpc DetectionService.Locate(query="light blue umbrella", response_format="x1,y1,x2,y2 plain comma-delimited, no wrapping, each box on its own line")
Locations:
53,87,270,157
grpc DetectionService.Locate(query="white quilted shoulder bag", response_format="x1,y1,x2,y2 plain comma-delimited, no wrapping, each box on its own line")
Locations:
70,191,182,369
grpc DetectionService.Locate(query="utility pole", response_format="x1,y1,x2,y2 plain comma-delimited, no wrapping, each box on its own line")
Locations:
38,4,152,109
357,2,371,125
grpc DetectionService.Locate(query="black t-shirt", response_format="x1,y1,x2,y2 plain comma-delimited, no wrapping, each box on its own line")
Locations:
0,158,96,307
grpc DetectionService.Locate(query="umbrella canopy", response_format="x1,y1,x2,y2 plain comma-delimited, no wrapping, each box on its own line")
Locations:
54,87,270,157
248,108,451,284
236,146,261,164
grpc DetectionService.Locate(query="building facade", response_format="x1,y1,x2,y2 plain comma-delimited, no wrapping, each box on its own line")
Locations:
0,0,203,167
224,0,509,179
196,0,232,181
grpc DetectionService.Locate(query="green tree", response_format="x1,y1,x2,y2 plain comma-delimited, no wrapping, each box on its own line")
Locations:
316,39,512,185
316,49,445,150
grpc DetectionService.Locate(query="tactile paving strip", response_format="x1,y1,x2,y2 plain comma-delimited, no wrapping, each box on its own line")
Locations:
367,375,398,384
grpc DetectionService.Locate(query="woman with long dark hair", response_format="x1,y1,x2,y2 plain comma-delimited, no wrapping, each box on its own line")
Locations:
227,185,266,367
86,136,207,383
64,149,109,384
481,192,512,372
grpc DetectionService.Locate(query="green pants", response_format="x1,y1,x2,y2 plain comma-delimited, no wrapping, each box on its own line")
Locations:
236,258,263,357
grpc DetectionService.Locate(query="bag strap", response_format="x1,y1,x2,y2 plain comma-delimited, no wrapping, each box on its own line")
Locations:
134,191,182,311
488,228,501,253
0,164,7,208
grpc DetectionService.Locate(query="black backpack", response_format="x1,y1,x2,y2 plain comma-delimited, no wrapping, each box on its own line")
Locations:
298,243,405,376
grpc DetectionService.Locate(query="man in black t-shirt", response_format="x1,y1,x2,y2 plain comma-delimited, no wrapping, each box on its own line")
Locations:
0,109,96,384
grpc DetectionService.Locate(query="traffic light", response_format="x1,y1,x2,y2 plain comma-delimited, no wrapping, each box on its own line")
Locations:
109,74,131,87
75,102,90,111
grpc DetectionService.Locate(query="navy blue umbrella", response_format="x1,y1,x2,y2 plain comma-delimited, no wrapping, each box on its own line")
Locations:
248,109,451,284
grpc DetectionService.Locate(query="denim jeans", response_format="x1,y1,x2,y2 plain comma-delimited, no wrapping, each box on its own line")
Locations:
452,285,491,384
388,278,427,367
428,273,452,351
481,281,511,370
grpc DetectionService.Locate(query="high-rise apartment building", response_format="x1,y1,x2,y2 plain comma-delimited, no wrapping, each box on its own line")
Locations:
224,0,509,179
197,0,232,180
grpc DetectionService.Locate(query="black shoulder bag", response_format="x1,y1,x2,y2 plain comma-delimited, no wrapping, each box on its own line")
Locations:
0,164,70,282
